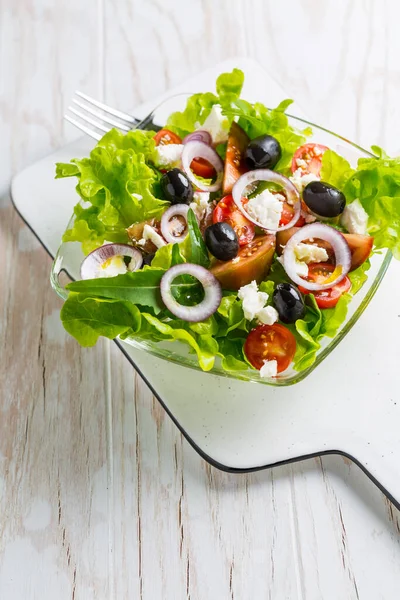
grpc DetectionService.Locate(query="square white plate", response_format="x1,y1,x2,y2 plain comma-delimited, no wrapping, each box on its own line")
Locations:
11,58,400,508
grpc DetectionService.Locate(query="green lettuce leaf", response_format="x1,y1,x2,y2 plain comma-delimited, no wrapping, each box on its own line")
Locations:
56,129,169,254
180,208,210,267
320,149,355,189
61,294,142,346
166,68,244,138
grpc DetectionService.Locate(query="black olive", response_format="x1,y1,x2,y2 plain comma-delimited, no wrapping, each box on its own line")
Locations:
303,181,346,218
204,222,239,261
142,253,155,267
273,283,305,324
245,135,282,170
160,168,193,205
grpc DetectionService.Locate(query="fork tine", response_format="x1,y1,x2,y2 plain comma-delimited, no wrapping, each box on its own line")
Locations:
64,114,102,140
75,91,137,125
72,99,131,131
68,106,110,134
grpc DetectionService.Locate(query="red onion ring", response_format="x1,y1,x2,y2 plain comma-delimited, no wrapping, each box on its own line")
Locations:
282,223,351,291
160,263,222,322
160,204,190,243
181,141,224,192
232,169,301,232
80,243,143,279
183,130,212,145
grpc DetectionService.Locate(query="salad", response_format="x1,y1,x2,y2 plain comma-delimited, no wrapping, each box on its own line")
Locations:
55,69,400,379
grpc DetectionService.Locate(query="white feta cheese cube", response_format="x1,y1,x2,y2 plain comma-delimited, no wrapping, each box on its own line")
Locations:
257,305,279,325
142,224,166,249
200,105,230,144
295,259,309,278
259,359,278,378
294,243,329,264
98,255,127,278
189,192,211,222
153,144,184,169
238,280,269,321
341,199,369,235
289,167,319,196
245,189,283,230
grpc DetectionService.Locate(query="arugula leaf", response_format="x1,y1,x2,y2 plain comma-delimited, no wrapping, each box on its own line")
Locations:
181,208,210,267
56,128,169,254
61,294,141,346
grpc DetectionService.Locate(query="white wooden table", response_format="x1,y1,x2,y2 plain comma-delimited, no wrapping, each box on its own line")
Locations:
2,1,400,598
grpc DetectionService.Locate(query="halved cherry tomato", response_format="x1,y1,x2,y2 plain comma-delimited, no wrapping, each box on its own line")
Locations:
298,263,351,309
210,234,275,290
213,194,255,246
280,202,306,227
244,323,297,373
154,129,182,146
191,157,216,179
291,143,329,176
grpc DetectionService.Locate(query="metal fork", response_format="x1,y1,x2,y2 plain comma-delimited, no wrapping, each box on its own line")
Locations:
64,91,158,140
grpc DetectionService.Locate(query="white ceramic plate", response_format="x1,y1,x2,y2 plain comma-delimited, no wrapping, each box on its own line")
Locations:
11,58,400,508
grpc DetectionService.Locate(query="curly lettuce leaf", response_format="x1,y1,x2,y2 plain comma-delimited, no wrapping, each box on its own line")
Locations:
166,68,244,138
56,129,168,254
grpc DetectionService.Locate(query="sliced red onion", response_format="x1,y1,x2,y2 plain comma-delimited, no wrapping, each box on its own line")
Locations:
160,204,190,243
282,223,351,291
80,243,143,279
160,263,222,322
181,141,223,192
232,169,301,232
183,130,212,145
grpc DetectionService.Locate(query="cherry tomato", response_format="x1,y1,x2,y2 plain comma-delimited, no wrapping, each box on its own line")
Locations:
154,129,182,146
291,143,329,176
223,122,250,194
191,157,216,179
244,323,297,373
213,194,255,246
298,263,351,309
280,202,306,227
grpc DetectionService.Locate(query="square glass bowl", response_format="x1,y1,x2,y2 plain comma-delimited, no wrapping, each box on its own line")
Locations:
50,94,392,386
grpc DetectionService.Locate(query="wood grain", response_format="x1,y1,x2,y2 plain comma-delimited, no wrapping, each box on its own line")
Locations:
2,0,400,598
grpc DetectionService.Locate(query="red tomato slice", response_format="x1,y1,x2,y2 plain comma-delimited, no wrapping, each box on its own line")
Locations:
298,263,351,309
223,122,250,194
291,143,329,176
213,194,255,246
154,129,182,146
244,324,297,373
191,157,216,179
280,202,306,227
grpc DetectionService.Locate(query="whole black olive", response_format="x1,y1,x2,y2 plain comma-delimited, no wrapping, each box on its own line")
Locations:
303,181,346,218
160,168,193,204
245,135,282,170
273,283,305,324
204,222,239,261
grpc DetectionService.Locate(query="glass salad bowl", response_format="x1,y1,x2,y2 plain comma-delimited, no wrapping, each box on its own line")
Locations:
50,94,392,386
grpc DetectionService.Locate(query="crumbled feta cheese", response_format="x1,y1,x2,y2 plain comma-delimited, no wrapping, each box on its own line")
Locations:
289,167,319,195
259,359,278,378
303,212,317,223
257,305,279,326
99,255,127,278
341,199,369,235
245,189,283,230
200,105,230,144
142,224,166,249
153,144,184,168
189,191,211,222
238,280,269,321
294,243,329,264
295,259,309,278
